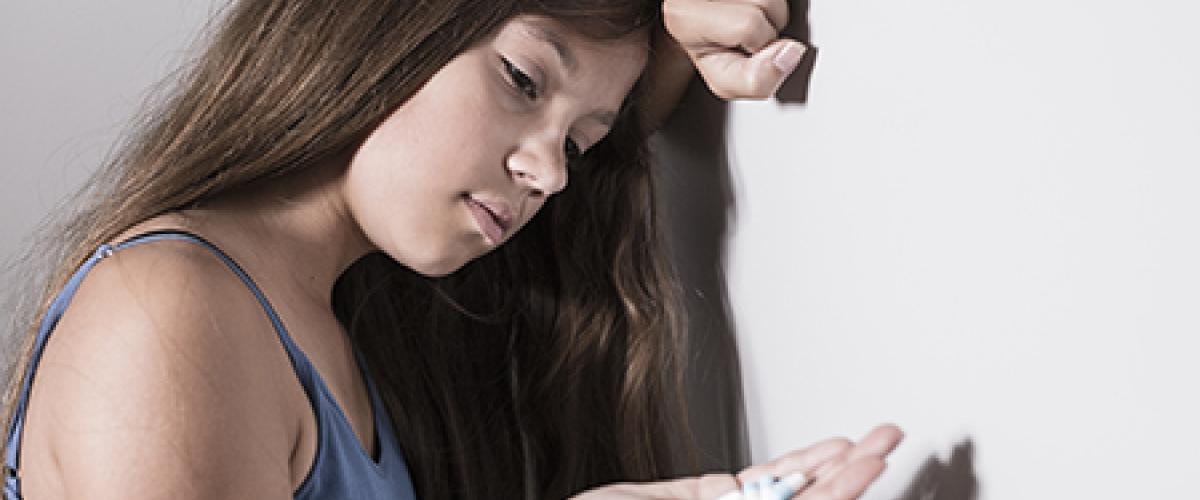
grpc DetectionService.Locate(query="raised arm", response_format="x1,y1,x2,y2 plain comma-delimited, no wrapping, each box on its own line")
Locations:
641,0,807,132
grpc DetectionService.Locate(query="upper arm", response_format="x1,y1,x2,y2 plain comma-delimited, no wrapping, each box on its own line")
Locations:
23,242,296,500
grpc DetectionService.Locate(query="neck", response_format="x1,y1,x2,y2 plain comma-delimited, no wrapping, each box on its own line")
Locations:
183,159,375,311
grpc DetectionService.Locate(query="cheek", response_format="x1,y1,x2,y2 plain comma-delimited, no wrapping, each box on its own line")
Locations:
340,70,512,274
352,84,495,190
342,151,476,276
409,60,513,149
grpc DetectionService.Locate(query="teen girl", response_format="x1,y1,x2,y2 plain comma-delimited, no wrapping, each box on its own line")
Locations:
2,0,902,498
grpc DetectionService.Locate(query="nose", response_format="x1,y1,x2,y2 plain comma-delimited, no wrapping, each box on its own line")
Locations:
507,135,568,198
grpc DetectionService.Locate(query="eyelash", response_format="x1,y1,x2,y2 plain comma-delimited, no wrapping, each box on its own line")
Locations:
502,56,583,163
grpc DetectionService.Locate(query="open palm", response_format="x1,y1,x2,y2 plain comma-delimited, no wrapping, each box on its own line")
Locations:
574,423,904,500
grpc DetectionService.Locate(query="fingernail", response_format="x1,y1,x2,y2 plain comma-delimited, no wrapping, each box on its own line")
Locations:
773,42,805,74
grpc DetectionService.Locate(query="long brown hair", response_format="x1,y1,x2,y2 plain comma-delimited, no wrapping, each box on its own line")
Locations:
2,0,694,498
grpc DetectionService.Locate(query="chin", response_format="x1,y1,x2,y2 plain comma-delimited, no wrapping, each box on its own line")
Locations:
393,251,473,278
416,263,465,278
379,236,488,277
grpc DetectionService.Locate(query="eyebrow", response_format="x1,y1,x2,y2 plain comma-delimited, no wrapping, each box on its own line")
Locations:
525,24,577,77
523,24,618,128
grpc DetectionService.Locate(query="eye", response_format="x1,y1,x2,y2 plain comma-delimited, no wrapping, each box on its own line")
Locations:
501,57,538,100
503,57,585,165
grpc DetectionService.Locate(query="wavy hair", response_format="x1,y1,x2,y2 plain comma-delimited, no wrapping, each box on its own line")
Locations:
2,0,694,498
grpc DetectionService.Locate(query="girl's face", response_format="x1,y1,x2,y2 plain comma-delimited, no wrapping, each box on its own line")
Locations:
342,14,648,276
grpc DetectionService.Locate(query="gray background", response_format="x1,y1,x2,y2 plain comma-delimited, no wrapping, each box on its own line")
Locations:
5,1,1200,498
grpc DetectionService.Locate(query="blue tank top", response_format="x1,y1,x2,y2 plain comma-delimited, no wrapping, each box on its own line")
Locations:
4,230,418,499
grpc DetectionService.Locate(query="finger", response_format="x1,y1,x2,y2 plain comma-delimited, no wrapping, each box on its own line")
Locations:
737,462,777,490
693,473,744,499
810,424,903,483
766,472,818,500
767,437,853,475
693,38,806,99
665,1,779,54
737,436,852,489
578,471,785,500
799,458,887,500
725,0,790,33
845,423,905,462
778,440,853,497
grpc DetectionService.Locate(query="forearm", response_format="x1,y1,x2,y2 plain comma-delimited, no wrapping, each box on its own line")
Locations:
640,25,698,134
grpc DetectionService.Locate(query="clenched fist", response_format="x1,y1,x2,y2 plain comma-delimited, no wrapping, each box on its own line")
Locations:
641,0,807,130
664,0,804,98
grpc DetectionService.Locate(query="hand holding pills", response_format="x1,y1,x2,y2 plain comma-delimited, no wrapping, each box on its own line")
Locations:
723,423,904,500
572,423,904,500
714,472,812,500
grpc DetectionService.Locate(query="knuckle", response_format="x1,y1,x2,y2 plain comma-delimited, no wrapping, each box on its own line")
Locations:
733,11,763,40
748,0,790,30
831,437,855,452
732,11,775,53
747,0,775,18
820,436,853,451
815,457,846,478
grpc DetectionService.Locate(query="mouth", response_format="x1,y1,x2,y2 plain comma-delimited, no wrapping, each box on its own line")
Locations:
464,195,510,245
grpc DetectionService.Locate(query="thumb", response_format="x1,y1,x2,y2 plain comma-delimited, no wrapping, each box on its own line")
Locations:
693,38,807,100
755,38,807,97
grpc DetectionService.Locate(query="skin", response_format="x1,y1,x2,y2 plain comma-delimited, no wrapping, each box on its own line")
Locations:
20,1,901,498
344,16,649,278
584,1,907,498
575,424,905,499
19,14,646,499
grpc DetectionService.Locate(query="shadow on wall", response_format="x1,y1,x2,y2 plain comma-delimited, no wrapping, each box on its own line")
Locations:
893,439,980,500
777,0,818,105
654,1,981,494
652,0,817,474
652,59,747,474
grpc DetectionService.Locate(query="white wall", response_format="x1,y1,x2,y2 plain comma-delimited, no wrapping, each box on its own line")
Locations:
0,0,222,264
728,1,1200,498
4,1,1198,499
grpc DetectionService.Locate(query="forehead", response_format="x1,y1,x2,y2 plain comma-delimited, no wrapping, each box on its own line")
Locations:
494,15,648,104
499,15,648,68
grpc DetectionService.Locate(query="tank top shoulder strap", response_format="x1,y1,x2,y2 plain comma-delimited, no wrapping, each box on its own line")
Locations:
103,230,318,379
4,229,323,496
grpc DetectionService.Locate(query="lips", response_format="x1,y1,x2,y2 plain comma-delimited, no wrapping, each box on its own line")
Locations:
465,196,511,245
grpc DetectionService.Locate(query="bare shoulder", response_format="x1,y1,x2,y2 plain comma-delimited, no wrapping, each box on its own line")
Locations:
19,238,298,499
54,237,269,371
